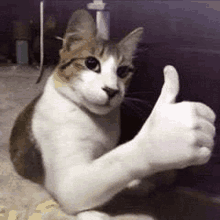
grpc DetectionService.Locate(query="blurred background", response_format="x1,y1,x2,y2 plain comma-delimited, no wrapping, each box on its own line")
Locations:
1,1,220,64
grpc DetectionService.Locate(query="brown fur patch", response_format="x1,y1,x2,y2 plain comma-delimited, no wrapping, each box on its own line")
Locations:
9,95,44,184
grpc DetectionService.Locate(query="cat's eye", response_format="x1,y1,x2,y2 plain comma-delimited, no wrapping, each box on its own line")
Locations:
85,57,101,73
117,66,133,78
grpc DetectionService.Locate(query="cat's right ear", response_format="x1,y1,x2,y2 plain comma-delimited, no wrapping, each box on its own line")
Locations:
62,10,97,51
118,27,144,61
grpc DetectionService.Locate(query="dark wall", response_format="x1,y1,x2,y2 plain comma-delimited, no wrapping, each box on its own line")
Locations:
2,1,220,42
109,1,220,45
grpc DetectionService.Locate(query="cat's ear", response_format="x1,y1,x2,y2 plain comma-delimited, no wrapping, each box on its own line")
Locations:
62,10,97,51
118,27,144,60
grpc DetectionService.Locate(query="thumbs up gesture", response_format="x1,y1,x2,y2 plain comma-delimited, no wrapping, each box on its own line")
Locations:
134,66,216,176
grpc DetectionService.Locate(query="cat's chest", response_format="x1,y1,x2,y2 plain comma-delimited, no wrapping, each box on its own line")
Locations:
64,109,120,156
32,98,120,162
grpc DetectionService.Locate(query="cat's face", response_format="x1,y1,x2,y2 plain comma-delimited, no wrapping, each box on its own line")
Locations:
53,10,143,115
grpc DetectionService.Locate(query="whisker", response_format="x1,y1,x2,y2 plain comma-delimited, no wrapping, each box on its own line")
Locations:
122,98,152,120
125,97,153,108
126,91,154,96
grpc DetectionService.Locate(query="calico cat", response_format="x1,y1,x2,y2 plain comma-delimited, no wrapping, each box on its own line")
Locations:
10,9,216,217
10,9,145,212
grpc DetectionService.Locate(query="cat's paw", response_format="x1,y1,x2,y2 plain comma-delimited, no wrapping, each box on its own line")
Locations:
76,211,110,220
134,66,216,176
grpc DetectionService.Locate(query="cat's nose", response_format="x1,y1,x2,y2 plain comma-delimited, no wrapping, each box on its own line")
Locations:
102,86,119,99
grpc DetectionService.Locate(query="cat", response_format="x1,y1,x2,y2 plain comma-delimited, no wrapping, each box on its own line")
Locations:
10,9,146,213
10,9,216,219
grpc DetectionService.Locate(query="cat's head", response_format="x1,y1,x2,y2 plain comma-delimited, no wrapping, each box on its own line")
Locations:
53,9,143,115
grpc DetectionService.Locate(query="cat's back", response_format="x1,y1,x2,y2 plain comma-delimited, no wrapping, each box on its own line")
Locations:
9,94,44,184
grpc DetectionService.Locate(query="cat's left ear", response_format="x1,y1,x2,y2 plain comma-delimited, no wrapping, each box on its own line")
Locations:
62,10,97,51
118,27,144,60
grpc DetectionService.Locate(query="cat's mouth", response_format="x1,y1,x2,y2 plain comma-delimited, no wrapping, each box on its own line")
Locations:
82,100,113,115
84,96,111,107
82,94,122,114
94,100,111,108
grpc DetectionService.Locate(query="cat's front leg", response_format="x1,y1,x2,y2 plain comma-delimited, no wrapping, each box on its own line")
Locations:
76,210,155,220
76,210,110,220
